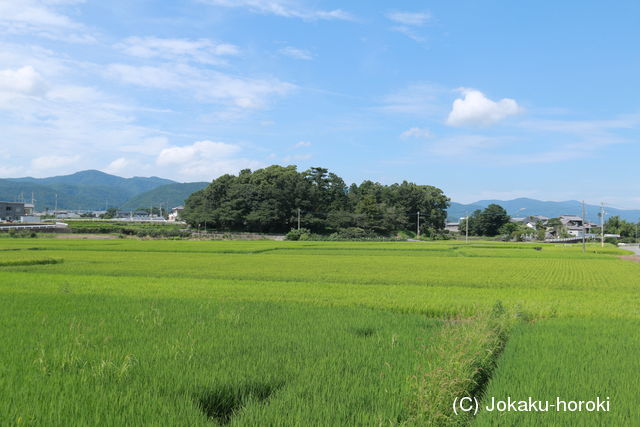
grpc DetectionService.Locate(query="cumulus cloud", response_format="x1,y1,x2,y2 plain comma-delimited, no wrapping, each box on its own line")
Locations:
294,141,312,148
107,63,294,109
157,141,240,166
400,127,431,139
157,140,261,180
199,0,351,21
116,37,239,64
446,88,521,127
0,66,46,95
279,46,313,60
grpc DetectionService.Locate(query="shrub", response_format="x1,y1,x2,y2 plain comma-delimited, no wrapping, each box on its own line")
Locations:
285,228,311,241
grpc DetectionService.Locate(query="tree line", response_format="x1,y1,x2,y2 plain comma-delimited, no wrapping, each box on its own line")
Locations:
182,165,450,236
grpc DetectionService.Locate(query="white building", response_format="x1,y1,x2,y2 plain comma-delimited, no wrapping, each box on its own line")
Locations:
168,206,184,222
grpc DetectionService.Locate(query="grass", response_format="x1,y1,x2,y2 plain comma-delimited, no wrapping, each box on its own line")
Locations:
0,239,638,425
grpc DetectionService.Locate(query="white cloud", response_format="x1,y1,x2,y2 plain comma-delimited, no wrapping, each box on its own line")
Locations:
156,140,262,180
107,63,294,109
31,154,80,172
0,66,46,95
0,165,24,177
157,141,240,166
199,0,352,21
387,11,431,26
279,46,313,60
446,88,521,127
387,11,430,42
400,127,431,139
0,0,95,43
104,157,129,174
294,141,312,148
116,37,239,65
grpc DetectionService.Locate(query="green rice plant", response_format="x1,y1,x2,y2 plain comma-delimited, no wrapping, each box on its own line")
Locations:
0,238,638,425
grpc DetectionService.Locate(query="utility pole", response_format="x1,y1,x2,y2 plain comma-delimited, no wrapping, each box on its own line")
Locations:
54,193,58,213
465,211,469,243
417,211,420,239
581,201,586,253
297,208,301,230
600,202,605,248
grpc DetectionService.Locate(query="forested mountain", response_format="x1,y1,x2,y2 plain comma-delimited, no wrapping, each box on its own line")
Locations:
0,170,176,210
448,198,640,223
183,165,450,235
120,182,209,210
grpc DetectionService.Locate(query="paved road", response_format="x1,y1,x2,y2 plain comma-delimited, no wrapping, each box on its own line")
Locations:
621,245,640,255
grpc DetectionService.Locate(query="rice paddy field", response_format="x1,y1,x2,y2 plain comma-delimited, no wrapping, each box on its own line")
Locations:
1,238,638,425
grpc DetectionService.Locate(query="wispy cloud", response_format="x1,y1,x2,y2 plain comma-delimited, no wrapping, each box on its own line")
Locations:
387,11,431,26
107,63,294,109
387,11,431,42
0,0,95,43
116,37,239,65
400,127,431,139
294,141,312,148
279,46,313,60
379,83,447,116
199,0,352,21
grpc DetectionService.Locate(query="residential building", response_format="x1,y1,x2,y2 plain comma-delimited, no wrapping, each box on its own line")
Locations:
0,201,32,221
168,206,184,222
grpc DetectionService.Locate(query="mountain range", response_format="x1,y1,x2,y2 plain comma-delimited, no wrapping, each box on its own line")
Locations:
448,198,640,223
1,171,638,221
0,170,207,211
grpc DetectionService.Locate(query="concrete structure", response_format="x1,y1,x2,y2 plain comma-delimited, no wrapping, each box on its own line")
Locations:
168,206,184,222
558,214,594,237
0,201,33,221
445,222,460,233
20,216,41,223
511,215,549,230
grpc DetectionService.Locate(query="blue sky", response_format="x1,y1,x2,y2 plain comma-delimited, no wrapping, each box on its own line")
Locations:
0,1,639,208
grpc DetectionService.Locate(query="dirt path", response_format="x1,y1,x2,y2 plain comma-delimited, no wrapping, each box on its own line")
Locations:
618,245,640,262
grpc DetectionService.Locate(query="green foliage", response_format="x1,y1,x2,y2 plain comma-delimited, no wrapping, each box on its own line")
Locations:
465,204,511,237
100,208,118,219
120,182,208,211
0,170,175,210
285,228,311,241
0,239,638,425
182,165,450,236
605,215,639,241
66,221,190,238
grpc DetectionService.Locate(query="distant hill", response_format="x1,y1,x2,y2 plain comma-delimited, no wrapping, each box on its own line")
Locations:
120,182,209,210
0,170,177,210
448,198,640,223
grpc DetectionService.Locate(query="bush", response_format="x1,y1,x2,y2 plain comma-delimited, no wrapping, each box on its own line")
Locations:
329,227,373,240
285,228,311,241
